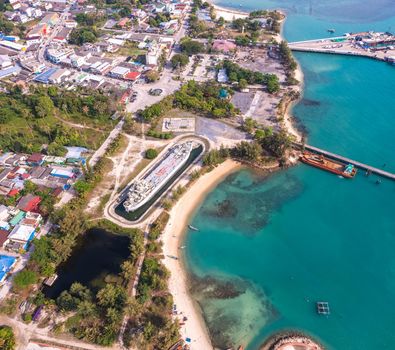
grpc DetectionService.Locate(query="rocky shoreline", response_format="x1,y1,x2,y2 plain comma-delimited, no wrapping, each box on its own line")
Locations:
261,331,324,350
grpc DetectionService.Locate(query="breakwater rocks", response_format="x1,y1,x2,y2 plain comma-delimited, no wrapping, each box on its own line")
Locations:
261,331,324,350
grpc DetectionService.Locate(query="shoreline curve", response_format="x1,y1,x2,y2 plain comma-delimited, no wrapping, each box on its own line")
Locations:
162,160,243,350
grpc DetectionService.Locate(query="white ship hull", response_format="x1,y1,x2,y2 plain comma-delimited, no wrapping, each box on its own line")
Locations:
123,141,194,212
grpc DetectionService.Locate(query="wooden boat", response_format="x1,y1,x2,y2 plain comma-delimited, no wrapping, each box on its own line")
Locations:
300,152,357,178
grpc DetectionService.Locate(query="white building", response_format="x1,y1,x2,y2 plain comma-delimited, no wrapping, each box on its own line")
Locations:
146,44,162,66
0,205,9,221
0,41,26,52
217,68,228,83
48,68,71,84
46,48,74,64
109,66,130,79
8,224,35,250
65,20,78,28
0,55,13,70
70,54,87,68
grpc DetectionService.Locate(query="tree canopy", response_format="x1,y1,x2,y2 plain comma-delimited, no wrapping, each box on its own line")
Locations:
180,38,206,55
0,326,16,350
170,53,189,69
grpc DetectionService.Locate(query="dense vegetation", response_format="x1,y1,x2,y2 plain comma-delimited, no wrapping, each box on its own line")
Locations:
145,148,158,159
148,12,171,28
180,38,206,56
188,0,217,38
124,211,179,349
0,86,115,154
170,53,189,69
203,128,291,167
278,41,299,85
140,81,236,122
0,14,13,34
221,60,280,93
69,27,98,45
57,283,127,345
55,222,143,348
0,326,15,350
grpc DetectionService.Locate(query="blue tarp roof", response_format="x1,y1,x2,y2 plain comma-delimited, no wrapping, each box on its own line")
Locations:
34,68,58,83
0,65,21,78
0,255,16,282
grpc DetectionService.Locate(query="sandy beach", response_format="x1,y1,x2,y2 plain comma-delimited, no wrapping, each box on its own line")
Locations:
283,60,304,143
162,160,242,350
279,14,305,143
212,3,249,21
161,5,304,349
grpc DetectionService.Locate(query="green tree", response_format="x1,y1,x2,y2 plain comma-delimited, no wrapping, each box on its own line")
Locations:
69,28,97,45
13,269,37,291
47,142,67,156
233,141,262,161
0,326,16,350
146,70,160,82
235,35,250,46
266,76,280,93
238,78,248,90
145,148,158,159
170,53,189,69
73,180,92,196
217,17,225,27
242,117,257,133
180,39,205,55
97,285,126,311
57,291,78,311
34,95,54,118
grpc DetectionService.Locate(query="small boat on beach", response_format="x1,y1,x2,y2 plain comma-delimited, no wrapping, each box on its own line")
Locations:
300,152,357,178
188,225,199,231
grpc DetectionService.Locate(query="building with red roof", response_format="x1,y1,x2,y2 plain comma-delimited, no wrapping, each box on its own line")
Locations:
0,229,9,248
27,153,44,166
17,194,41,212
8,188,19,197
125,71,141,81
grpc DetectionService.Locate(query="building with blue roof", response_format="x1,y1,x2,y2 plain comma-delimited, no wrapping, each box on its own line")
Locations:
0,255,17,284
0,65,21,79
34,67,58,84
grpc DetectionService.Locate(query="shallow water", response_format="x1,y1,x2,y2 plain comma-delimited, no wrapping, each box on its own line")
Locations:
185,1,395,349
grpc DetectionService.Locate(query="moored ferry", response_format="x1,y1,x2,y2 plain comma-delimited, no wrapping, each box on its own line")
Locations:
300,152,357,178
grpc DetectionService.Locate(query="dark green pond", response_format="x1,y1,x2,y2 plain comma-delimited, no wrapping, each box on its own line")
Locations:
43,228,130,299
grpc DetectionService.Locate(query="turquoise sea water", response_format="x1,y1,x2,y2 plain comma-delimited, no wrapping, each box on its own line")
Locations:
185,1,395,349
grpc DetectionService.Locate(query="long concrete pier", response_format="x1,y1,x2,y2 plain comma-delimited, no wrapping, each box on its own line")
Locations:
288,33,395,64
288,45,387,62
297,144,395,180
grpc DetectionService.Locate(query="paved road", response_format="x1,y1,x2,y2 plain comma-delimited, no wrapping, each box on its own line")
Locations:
88,118,125,168
37,7,70,63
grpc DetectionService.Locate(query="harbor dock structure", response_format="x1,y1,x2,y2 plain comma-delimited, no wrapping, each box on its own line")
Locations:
288,31,395,65
316,301,330,315
296,144,395,181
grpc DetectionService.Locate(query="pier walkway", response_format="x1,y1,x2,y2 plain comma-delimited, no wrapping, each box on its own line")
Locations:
288,34,395,63
296,143,395,180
